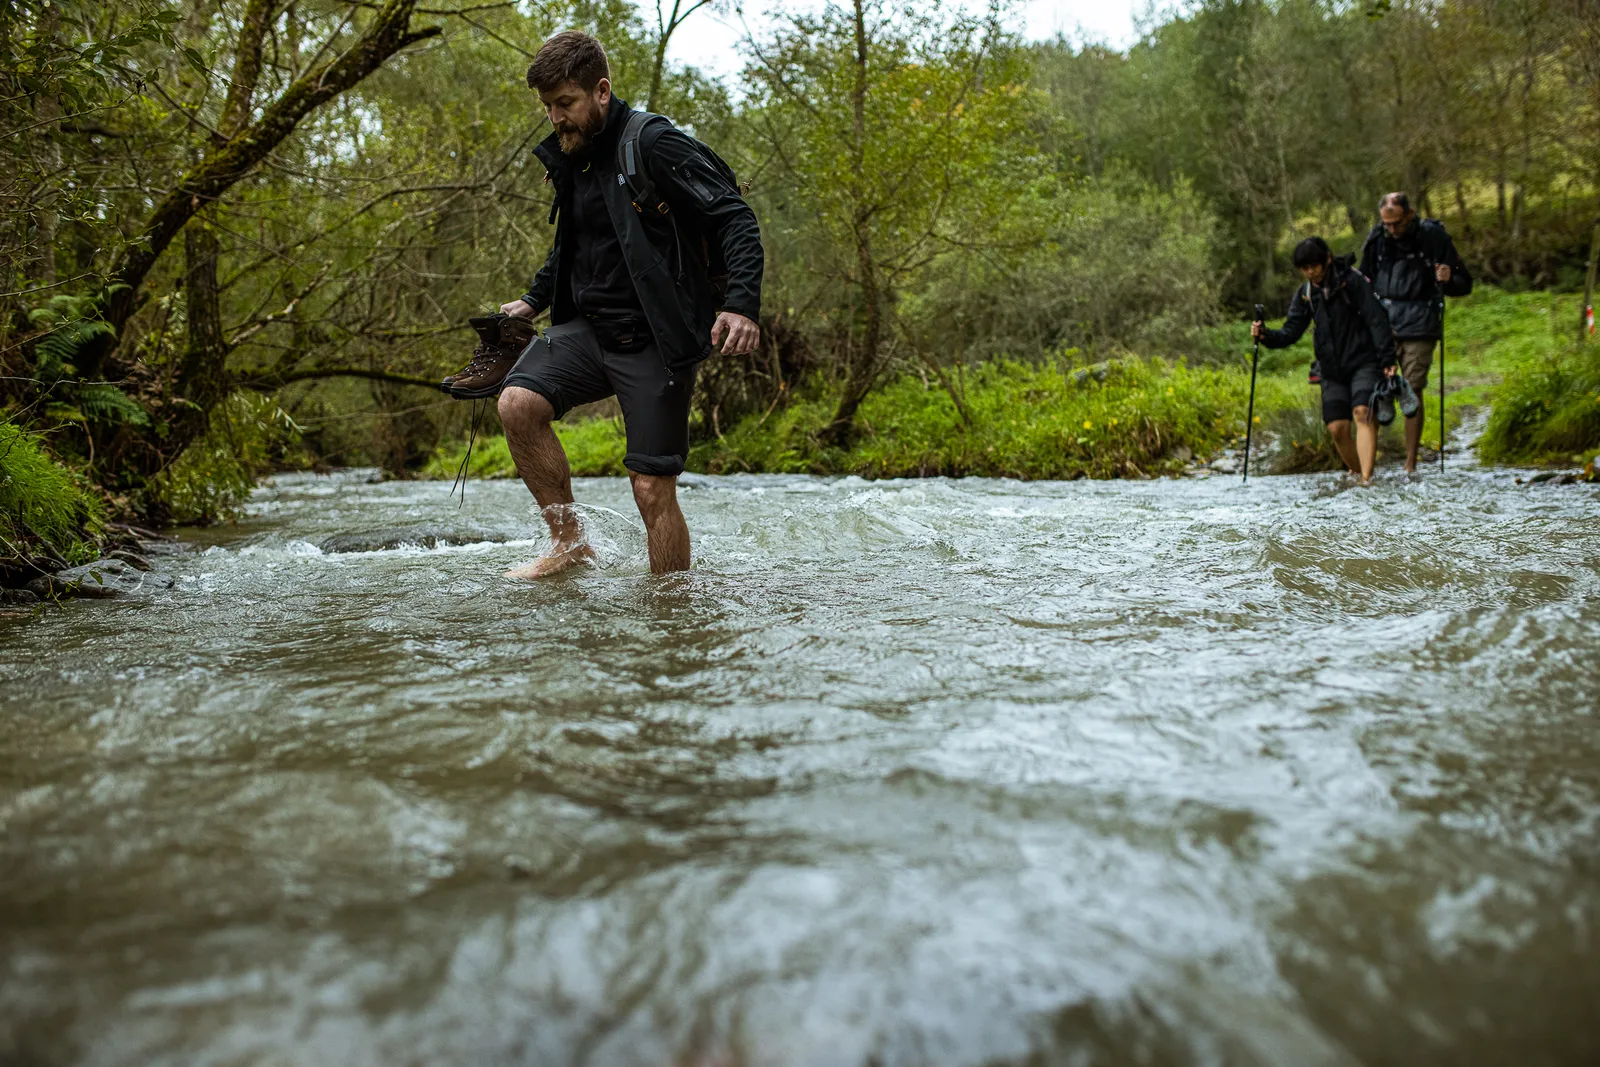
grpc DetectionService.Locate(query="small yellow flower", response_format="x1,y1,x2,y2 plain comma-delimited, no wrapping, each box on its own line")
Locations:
1083,420,1093,429
1109,418,1118,426
1253,416,1261,424
1166,387,1175,396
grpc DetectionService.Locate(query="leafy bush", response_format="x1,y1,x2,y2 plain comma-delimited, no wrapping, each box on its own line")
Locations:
148,393,300,524
912,171,1223,362
1478,349,1600,466
0,423,103,572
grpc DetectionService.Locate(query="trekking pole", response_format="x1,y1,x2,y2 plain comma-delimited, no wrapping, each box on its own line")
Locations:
1437,284,1446,472
1243,303,1264,484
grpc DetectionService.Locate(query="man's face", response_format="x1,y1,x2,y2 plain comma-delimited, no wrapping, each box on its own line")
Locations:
1380,203,1413,237
540,78,610,154
1298,262,1326,286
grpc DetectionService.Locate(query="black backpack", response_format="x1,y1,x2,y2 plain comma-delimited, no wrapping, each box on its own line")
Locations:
615,111,748,304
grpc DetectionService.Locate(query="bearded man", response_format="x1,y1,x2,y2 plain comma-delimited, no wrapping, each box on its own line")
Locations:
446,31,763,577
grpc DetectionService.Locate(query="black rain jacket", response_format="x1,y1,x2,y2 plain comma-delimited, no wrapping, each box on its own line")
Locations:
1358,217,1472,341
522,96,764,374
1260,261,1396,381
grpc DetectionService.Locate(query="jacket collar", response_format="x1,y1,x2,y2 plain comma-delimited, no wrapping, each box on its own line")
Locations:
533,95,631,172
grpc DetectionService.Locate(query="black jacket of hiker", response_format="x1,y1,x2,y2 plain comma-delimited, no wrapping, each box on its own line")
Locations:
521,96,764,374
1358,217,1472,341
1260,260,1396,381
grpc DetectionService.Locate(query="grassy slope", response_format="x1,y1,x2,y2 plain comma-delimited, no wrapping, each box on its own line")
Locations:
424,286,1591,481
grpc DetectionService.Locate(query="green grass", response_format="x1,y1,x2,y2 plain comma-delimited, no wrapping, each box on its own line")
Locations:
0,422,103,576
693,357,1309,479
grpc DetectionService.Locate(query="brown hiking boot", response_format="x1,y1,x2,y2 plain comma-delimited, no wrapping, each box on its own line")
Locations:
443,314,536,399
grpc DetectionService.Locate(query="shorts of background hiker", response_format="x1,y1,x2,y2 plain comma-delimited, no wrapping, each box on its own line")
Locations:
1396,338,1434,394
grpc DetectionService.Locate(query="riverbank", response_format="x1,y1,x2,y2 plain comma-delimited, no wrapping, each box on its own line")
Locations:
426,286,1596,482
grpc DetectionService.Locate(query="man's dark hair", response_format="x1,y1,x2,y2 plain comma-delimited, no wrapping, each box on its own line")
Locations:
527,31,609,92
1378,191,1411,214
1292,236,1332,268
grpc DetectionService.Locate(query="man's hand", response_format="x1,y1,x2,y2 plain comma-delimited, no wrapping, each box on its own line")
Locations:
501,298,535,319
1435,263,1452,283
1250,320,1264,340
711,311,759,355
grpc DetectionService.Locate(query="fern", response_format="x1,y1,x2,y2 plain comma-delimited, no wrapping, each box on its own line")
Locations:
75,383,151,427
33,319,116,381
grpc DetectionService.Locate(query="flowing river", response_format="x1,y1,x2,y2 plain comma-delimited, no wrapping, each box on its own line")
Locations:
3,465,1598,1066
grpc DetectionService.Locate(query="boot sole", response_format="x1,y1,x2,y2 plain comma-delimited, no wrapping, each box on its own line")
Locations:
448,380,508,400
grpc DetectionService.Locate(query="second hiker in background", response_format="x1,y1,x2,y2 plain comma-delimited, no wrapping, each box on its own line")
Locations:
1360,192,1473,474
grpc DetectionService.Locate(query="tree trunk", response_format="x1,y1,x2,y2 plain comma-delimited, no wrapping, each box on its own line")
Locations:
822,0,879,448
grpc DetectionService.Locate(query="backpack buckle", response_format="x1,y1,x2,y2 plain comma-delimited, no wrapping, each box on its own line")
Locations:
655,202,671,215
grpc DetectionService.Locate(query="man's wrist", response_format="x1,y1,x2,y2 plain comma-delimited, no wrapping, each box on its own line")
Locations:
718,306,759,322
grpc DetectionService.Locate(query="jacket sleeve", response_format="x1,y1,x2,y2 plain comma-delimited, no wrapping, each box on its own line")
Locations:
521,232,560,314
643,125,764,322
1353,271,1397,366
1358,224,1382,279
1434,226,1473,297
1261,287,1310,349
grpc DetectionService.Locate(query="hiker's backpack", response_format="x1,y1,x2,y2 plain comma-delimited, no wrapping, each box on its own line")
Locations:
615,111,748,306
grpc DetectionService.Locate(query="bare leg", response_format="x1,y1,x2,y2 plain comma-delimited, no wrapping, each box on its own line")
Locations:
1353,405,1377,485
1403,396,1424,473
498,386,593,578
1327,419,1360,475
630,473,691,574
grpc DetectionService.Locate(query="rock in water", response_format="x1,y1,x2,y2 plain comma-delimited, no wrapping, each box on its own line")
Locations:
317,524,511,554
26,559,176,600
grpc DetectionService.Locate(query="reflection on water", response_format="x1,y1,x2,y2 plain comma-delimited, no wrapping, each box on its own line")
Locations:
3,468,1599,1066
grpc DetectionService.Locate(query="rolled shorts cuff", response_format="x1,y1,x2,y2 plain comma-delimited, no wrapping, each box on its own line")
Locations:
500,372,567,418
624,451,686,477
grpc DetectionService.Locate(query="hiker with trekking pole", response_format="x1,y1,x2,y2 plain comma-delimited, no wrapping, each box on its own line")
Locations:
1359,192,1473,474
1252,237,1397,486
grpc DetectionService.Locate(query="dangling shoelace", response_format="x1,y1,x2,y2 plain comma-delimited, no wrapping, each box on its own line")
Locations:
448,398,485,508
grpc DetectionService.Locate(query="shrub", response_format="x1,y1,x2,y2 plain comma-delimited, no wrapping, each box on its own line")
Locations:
0,422,103,574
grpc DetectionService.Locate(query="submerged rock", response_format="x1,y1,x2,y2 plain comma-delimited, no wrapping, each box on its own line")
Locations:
317,524,511,554
26,558,175,600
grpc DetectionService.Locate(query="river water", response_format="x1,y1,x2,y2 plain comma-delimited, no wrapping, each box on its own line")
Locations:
3,466,1598,1066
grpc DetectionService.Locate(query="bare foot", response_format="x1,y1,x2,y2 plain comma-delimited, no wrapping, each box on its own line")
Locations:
505,543,595,580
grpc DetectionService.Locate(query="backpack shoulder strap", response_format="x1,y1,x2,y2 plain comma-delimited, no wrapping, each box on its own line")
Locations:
617,110,674,215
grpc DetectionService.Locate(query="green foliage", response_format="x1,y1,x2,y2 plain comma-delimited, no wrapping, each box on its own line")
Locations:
149,394,300,524
692,357,1310,480
424,417,629,479
0,422,102,569
1479,349,1600,465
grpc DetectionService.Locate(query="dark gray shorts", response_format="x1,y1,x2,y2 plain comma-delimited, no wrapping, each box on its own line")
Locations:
1320,363,1385,424
502,318,695,477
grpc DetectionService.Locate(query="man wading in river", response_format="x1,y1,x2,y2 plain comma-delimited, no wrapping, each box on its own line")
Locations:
443,31,763,577
1253,237,1397,486
1359,192,1473,473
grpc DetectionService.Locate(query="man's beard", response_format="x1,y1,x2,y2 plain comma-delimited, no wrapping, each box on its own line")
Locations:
556,101,606,155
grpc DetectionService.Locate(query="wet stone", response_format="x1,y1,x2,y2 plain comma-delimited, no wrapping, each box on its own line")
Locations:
317,523,512,554
26,559,175,600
